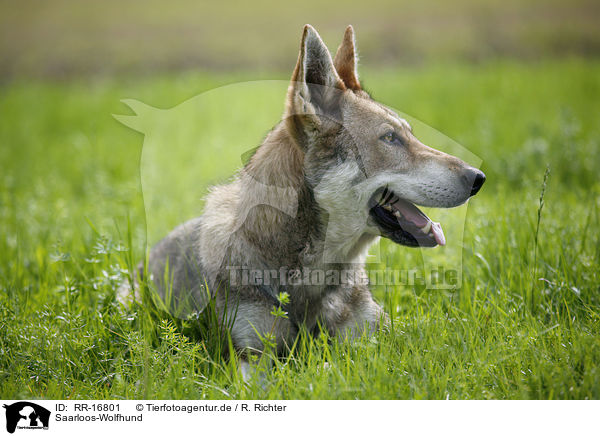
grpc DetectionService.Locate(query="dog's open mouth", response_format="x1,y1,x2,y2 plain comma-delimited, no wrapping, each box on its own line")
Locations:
368,187,446,248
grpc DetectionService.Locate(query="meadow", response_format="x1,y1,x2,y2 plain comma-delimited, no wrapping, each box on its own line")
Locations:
1,59,599,399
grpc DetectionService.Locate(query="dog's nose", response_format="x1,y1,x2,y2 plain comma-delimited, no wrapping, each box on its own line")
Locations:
470,170,486,196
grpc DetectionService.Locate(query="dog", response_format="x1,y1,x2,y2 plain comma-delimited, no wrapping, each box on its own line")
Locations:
132,24,485,376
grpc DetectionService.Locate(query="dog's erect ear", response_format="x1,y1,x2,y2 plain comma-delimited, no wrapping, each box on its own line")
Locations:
334,25,361,91
286,25,345,135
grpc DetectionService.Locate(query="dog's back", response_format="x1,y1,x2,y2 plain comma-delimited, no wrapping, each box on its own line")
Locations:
142,218,207,310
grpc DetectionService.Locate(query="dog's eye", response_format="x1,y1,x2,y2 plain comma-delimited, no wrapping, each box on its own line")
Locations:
380,131,401,145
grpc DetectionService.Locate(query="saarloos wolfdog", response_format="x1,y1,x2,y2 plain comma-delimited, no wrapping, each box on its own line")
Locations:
126,25,485,377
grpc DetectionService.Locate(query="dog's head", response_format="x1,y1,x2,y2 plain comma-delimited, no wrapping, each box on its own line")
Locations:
284,25,485,250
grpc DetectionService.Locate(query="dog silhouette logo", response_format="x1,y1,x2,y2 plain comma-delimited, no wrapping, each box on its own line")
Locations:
2,402,50,433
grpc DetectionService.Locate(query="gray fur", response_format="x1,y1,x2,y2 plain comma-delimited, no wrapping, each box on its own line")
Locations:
133,25,484,370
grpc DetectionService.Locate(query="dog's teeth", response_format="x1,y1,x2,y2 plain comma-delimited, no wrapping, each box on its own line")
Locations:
384,204,393,212
394,210,401,218
420,221,432,234
381,187,389,203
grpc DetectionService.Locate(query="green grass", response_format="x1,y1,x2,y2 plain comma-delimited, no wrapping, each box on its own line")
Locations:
1,59,599,399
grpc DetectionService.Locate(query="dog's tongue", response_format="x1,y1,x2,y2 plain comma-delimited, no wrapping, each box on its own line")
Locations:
394,198,446,246
430,221,446,246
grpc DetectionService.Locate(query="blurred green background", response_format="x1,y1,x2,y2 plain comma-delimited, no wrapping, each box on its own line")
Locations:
1,0,600,399
1,0,600,79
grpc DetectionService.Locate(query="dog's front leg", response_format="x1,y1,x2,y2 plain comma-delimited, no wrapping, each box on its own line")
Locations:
239,356,270,384
225,299,297,383
325,285,389,340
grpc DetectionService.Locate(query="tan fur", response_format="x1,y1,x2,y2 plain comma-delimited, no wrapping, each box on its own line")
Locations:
137,25,485,380
334,25,362,91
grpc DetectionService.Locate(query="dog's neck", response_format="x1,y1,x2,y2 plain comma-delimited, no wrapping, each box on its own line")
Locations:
242,122,305,193
237,123,312,261
236,122,374,270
